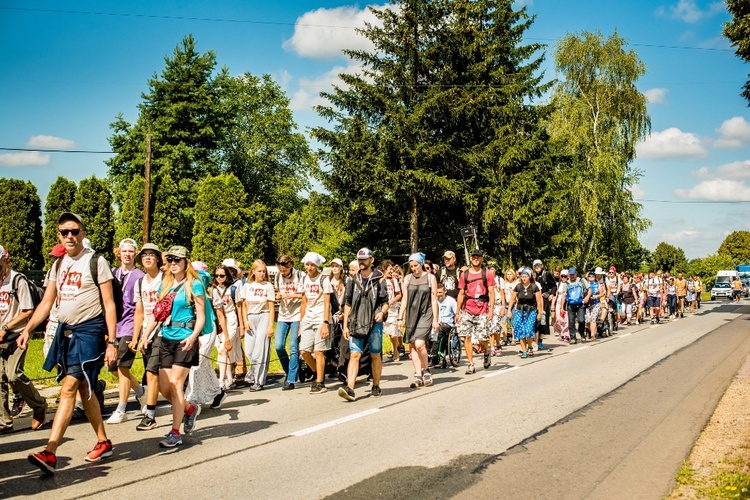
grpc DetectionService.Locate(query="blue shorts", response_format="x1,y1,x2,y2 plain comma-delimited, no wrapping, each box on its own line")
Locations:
349,322,383,355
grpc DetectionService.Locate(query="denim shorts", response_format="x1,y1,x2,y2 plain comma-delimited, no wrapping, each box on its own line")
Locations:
349,322,383,355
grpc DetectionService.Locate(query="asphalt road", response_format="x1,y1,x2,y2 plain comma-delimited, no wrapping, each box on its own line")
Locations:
1,300,748,499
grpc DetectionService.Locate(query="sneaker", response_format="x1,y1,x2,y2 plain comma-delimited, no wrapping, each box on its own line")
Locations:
11,394,25,418
337,387,356,402
84,440,113,462
159,431,183,448
106,409,128,424
182,404,201,434
422,371,433,387
409,376,425,389
310,381,328,394
520,350,529,359
210,389,227,409
570,338,578,345
371,385,382,397
465,364,475,375
483,352,491,369
136,415,157,431
249,384,263,392
282,381,296,391
28,449,57,475
31,402,47,430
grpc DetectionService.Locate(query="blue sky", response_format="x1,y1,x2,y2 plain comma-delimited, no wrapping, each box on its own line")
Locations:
1,0,748,260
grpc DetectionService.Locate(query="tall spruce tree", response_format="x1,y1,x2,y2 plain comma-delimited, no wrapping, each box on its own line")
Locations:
115,174,145,246
312,0,551,261
191,174,254,268
71,176,115,262
42,176,77,268
0,178,43,270
107,34,227,247
150,172,181,251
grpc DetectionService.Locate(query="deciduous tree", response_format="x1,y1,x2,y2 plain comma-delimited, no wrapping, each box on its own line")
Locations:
71,176,115,262
42,176,77,268
724,0,750,105
651,241,688,274
717,230,750,263
0,178,43,270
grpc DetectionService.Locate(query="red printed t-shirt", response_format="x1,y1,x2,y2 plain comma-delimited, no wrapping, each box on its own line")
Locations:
458,268,496,316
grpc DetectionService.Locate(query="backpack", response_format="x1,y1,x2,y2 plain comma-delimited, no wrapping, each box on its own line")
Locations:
348,275,378,339
461,268,489,302
11,273,45,309
567,279,584,306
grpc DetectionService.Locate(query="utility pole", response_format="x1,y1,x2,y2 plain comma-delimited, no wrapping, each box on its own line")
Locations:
142,132,151,245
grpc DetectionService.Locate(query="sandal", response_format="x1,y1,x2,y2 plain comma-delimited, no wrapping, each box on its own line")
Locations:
422,370,433,387
409,374,425,389
520,350,529,359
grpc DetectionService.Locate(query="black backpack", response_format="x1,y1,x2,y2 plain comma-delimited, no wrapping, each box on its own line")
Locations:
347,276,377,339
93,254,124,322
11,273,45,308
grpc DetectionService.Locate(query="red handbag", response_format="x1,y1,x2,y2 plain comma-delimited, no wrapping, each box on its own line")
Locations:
152,283,184,322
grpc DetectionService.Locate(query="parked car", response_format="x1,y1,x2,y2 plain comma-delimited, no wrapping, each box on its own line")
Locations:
742,279,750,298
710,282,732,301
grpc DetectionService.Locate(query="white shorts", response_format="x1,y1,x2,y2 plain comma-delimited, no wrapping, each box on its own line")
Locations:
300,321,332,353
383,321,402,337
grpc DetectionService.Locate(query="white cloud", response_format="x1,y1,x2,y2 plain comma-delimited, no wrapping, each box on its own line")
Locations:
644,88,669,104
675,179,750,201
661,228,701,242
659,0,725,23
693,160,750,180
290,63,364,111
631,184,645,200
283,5,392,60
0,151,51,167
714,117,750,150
25,135,76,149
636,127,708,160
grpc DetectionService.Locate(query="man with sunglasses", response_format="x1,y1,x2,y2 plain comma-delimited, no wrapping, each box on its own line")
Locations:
274,255,305,390
19,213,118,474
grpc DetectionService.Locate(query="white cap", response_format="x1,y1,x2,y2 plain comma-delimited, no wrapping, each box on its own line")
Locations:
302,252,326,267
595,266,605,275
221,258,240,273
331,258,344,267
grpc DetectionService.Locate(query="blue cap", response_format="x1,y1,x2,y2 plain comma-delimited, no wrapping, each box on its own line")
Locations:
569,267,577,275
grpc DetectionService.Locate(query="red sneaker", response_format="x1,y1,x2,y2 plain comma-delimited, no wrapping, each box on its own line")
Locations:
84,440,113,462
28,449,57,475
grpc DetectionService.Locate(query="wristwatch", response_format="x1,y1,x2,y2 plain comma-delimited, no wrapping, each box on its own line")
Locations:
1,325,8,332
107,339,118,346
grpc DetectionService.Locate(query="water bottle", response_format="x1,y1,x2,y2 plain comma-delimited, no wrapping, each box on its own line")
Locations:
540,312,546,326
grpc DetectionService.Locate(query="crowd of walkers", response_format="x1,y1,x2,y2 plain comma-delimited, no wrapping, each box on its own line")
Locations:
0,212,711,475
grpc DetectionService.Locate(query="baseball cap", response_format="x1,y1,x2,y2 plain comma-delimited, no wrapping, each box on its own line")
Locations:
443,251,456,259
470,249,483,257
166,245,189,259
569,267,577,275
356,248,373,259
221,258,240,274
119,238,138,251
331,258,344,267
532,259,542,267
58,212,85,230
560,269,569,276
594,267,605,275
609,266,617,273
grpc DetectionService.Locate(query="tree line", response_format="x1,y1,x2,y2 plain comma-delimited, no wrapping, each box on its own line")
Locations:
3,0,747,277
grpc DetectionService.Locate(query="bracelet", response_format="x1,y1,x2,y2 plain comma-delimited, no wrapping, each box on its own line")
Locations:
323,320,330,325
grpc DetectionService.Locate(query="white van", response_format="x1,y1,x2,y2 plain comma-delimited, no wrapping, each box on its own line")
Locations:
715,270,739,284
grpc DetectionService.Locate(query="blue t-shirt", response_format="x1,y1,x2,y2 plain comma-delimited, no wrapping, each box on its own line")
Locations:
161,280,205,341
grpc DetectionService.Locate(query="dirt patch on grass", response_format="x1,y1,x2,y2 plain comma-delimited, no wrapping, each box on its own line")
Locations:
669,357,750,499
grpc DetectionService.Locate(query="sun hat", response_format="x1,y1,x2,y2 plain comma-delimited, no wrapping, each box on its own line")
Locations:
136,243,163,267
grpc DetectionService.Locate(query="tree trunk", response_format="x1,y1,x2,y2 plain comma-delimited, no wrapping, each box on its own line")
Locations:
410,195,419,254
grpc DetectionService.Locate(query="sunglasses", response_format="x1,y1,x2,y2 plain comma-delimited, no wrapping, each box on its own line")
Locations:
141,252,158,259
166,256,184,264
59,228,81,237
215,273,226,278
277,261,292,267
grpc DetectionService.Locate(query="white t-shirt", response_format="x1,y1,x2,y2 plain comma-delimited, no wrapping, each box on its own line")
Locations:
212,281,243,316
0,270,34,334
50,249,113,325
242,281,275,315
385,277,401,309
647,277,663,297
301,273,333,324
134,272,163,320
276,270,303,322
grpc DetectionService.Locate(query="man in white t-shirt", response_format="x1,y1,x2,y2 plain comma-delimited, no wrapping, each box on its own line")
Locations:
0,245,47,433
646,270,664,324
20,213,119,475
299,252,333,394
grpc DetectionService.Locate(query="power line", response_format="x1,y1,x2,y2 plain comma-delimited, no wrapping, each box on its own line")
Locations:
0,6,735,53
0,147,113,154
639,198,750,204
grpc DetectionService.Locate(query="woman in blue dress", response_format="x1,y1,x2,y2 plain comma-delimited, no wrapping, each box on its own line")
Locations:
507,268,543,359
